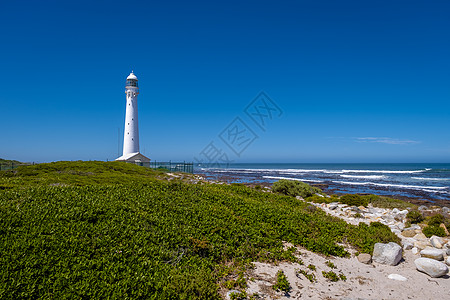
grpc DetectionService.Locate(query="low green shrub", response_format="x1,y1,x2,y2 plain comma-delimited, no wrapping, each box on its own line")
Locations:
322,271,339,282
272,179,321,198
296,269,316,283
272,270,290,293
0,161,403,298
428,214,445,227
307,264,316,271
406,210,424,224
368,195,415,209
325,261,336,269
339,194,368,207
423,226,446,237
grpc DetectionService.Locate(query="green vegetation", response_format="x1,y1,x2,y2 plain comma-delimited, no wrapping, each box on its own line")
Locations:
368,195,415,209
423,226,446,238
322,271,339,282
272,179,321,198
272,270,290,293
339,194,369,207
305,193,414,210
296,269,316,283
428,214,445,226
0,162,401,299
407,210,424,224
422,214,449,237
307,264,316,271
325,261,336,269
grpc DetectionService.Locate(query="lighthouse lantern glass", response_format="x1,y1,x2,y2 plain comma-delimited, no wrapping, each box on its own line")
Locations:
127,79,138,87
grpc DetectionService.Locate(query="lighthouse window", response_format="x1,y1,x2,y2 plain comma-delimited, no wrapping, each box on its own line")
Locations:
128,123,129,125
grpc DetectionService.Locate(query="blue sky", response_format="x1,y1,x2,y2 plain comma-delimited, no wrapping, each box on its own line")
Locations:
1,0,449,163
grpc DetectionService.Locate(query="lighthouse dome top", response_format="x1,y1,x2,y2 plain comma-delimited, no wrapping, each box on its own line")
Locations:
127,71,138,80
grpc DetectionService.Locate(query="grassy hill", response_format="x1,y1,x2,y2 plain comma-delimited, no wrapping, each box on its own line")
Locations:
0,161,399,299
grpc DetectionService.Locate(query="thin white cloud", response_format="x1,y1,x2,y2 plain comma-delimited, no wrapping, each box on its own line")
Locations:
355,137,420,145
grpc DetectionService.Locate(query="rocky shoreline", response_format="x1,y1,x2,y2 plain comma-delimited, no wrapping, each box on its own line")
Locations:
224,197,450,300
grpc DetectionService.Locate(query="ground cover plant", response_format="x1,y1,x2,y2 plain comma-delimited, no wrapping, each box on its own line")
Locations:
272,179,321,198
0,162,400,299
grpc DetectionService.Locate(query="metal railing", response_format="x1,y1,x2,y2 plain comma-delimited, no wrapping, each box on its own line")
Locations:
128,161,194,173
0,162,32,171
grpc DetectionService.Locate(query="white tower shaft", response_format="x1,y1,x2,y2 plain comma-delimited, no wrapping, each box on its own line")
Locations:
123,75,140,155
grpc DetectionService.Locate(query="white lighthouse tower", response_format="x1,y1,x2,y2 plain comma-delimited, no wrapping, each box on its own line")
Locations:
116,71,150,165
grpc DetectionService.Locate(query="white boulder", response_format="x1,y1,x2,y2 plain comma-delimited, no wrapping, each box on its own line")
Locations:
420,247,444,261
401,238,415,250
388,274,407,281
372,242,402,266
415,258,449,278
430,235,443,249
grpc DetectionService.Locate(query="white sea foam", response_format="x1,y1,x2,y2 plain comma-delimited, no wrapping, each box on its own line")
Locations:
202,168,431,175
339,168,431,174
332,180,448,192
263,176,323,183
412,177,450,181
340,175,386,180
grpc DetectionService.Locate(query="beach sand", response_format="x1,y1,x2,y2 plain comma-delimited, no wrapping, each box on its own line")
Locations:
241,246,449,299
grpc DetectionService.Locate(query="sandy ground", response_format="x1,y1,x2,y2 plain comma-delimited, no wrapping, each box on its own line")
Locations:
243,246,450,300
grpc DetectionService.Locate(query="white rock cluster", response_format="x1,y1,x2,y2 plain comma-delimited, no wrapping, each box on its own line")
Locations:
311,201,450,278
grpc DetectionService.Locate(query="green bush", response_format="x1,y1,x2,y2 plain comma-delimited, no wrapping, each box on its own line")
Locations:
423,226,446,238
406,210,424,224
322,271,339,282
0,161,402,298
428,214,445,227
272,179,321,198
272,270,290,293
339,194,368,207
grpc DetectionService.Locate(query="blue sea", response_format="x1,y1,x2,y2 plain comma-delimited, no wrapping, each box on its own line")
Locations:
195,163,450,202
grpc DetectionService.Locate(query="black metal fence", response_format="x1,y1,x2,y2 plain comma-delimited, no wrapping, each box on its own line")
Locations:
0,161,194,174
130,161,194,174
0,162,32,171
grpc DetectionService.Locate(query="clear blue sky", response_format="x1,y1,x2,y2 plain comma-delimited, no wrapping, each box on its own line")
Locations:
1,0,449,163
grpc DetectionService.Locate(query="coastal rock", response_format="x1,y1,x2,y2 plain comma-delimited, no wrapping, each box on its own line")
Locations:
357,253,372,264
328,203,339,210
420,247,444,261
430,236,444,249
418,205,428,211
440,223,450,236
413,233,428,241
414,241,430,250
398,209,409,215
414,258,449,278
443,243,450,256
373,242,402,266
401,229,416,238
447,257,450,266
412,247,419,255
408,224,421,230
397,223,405,231
442,206,450,215
296,196,304,201
387,274,407,281
401,238,415,250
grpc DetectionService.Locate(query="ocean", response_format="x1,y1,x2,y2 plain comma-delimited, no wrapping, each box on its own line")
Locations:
195,163,450,202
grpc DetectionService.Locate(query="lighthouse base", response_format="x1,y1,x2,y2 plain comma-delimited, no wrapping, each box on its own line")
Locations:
116,152,151,164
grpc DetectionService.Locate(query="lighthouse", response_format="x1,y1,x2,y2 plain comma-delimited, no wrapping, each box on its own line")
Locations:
116,71,150,165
